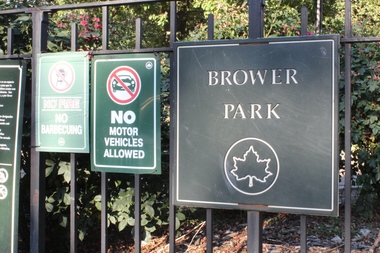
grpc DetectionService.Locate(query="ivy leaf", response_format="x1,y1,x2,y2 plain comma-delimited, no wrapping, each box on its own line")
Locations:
60,216,68,228
145,205,155,217
45,203,54,213
16,15,30,22
143,230,152,243
369,80,379,92
127,217,135,226
118,219,128,231
63,193,71,206
78,230,85,241
109,215,116,224
46,166,54,177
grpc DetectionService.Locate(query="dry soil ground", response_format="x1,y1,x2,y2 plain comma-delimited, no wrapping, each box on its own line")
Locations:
106,207,380,253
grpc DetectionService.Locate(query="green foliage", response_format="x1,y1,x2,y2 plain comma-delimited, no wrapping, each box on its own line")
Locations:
49,11,103,51
346,42,380,218
264,0,302,37
186,0,306,41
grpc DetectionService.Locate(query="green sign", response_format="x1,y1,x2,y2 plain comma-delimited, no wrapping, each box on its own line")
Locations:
36,52,89,153
0,60,26,253
174,36,339,216
91,54,161,174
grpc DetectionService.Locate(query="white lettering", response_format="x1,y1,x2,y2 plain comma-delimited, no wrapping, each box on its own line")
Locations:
111,110,136,124
221,71,232,85
208,68,297,85
208,71,218,85
232,70,248,85
272,69,282,84
249,69,267,85
103,149,145,159
223,103,281,119
55,113,68,123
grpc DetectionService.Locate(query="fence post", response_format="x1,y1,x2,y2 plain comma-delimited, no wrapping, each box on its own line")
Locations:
301,6,308,36
205,13,215,253
169,1,177,252
247,211,263,253
30,9,48,253
247,1,264,252
344,0,352,251
7,28,14,55
134,18,143,253
69,23,78,253
101,6,109,253
248,0,265,39
299,9,309,253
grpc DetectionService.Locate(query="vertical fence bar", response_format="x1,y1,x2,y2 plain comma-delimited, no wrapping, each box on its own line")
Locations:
300,215,307,253
301,6,308,36
344,0,352,251
247,1,264,251
101,173,108,253
205,13,214,253
207,14,214,41
247,211,263,253
299,8,308,253
248,0,264,39
134,175,142,253
71,23,78,51
206,209,213,253
102,6,109,50
169,1,177,252
70,23,78,253
101,6,109,253
31,9,48,253
134,17,143,253
70,152,77,253
7,28,14,55
135,17,142,49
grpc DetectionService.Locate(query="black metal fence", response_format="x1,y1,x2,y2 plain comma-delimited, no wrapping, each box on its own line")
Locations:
0,0,379,252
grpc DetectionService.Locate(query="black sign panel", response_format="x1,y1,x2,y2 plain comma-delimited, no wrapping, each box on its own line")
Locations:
173,36,339,216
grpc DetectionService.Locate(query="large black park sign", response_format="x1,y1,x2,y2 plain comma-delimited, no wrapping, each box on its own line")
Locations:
173,35,339,216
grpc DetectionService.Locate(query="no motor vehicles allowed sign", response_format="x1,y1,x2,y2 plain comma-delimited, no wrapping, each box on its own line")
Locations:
91,54,161,174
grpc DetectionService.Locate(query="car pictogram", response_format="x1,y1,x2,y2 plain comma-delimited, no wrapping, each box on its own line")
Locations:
112,74,136,92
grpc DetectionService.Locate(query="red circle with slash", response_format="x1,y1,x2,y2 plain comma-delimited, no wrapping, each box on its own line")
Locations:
107,66,141,105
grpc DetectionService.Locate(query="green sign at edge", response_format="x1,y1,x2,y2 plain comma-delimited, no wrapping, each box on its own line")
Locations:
0,60,26,253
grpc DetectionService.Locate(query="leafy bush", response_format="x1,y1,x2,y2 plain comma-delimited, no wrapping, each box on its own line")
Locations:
347,42,380,218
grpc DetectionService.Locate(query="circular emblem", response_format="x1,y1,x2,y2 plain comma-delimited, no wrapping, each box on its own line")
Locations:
224,138,280,195
58,138,65,146
0,185,8,200
0,168,8,183
107,66,141,105
49,61,75,93
145,61,153,69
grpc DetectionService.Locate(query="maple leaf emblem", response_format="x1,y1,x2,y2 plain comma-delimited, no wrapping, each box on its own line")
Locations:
230,145,273,187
